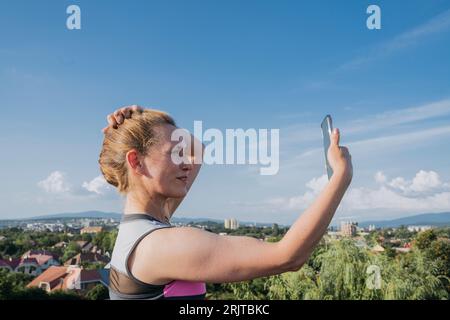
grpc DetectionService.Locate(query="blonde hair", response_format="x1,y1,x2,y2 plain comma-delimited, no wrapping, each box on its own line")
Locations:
98,109,176,194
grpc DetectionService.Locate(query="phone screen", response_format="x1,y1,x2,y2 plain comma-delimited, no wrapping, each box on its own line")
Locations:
321,115,334,180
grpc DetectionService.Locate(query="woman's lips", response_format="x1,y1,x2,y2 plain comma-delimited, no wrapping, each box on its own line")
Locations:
176,176,188,183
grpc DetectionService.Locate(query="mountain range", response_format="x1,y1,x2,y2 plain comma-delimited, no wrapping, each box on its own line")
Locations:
3,211,450,228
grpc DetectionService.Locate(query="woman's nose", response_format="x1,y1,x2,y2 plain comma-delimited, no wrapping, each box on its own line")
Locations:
180,155,194,170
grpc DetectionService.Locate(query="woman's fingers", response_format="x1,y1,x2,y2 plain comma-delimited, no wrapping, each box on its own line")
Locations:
131,105,143,113
102,105,144,134
107,114,118,128
114,110,124,125
331,128,340,146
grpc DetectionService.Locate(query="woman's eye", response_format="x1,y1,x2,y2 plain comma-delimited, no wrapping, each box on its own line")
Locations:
172,148,183,155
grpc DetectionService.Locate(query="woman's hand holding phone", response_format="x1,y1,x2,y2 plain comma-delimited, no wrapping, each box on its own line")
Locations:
327,128,353,185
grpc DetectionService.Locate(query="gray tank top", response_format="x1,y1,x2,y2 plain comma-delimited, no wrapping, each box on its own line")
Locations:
109,214,206,300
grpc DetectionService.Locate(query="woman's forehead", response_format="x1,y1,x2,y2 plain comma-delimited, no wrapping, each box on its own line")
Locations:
155,124,181,147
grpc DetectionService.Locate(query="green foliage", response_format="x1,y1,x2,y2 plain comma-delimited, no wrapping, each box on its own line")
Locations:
48,290,84,300
85,284,109,300
415,229,438,250
0,269,83,300
0,269,33,300
92,230,117,254
81,233,93,242
208,231,449,300
2,226,449,300
62,241,82,262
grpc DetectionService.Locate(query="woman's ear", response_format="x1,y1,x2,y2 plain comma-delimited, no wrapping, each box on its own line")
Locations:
126,149,144,175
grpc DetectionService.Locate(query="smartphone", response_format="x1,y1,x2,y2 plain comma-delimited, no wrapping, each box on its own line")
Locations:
321,115,333,180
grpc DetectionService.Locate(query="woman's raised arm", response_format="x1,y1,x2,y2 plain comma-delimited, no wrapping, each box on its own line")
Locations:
130,129,353,284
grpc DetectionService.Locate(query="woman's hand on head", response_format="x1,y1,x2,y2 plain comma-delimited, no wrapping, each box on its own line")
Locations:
327,128,353,184
102,105,143,133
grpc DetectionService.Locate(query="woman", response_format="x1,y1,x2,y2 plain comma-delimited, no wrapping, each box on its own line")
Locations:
100,105,353,300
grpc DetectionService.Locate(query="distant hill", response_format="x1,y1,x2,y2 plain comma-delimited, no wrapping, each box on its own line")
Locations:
28,211,122,220
27,211,223,223
358,212,450,228
18,211,450,229
20,211,276,226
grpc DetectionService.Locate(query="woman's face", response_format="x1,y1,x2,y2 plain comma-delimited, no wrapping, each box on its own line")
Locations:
139,124,193,198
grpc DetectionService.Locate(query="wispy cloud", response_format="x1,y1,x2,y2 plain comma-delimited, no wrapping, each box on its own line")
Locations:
293,124,450,161
345,99,450,135
281,99,450,149
338,9,450,71
280,99,450,167
347,124,450,149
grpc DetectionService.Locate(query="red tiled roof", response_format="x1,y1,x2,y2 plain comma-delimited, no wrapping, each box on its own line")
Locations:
27,266,68,289
20,258,39,265
0,258,21,269
64,252,109,266
75,241,91,249
0,259,12,268
21,250,59,266
27,266,104,291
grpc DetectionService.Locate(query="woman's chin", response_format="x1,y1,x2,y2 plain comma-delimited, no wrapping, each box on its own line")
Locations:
169,188,188,198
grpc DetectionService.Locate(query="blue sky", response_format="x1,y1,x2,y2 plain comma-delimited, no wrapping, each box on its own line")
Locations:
1,0,450,225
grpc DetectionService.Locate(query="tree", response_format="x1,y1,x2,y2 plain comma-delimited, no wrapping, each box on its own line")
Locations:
48,290,83,300
415,229,437,250
86,284,109,300
10,287,49,300
62,241,82,262
271,224,279,237
0,269,39,300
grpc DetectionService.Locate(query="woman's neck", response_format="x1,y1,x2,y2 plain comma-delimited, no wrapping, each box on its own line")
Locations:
124,190,171,223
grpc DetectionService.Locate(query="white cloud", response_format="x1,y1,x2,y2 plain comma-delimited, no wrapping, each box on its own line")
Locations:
374,171,387,184
342,186,450,213
263,174,329,211
305,174,328,194
82,175,112,195
261,170,450,217
340,170,450,213
409,170,444,192
38,171,114,199
37,171,71,194
379,170,449,196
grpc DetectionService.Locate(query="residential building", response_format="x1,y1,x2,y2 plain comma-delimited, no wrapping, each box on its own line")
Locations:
27,265,109,293
371,244,385,253
224,218,239,230
340,221,358,237
0,250,60,276
80,226,103,235
407,225,433,232
64,252,109,266
76,240,94,253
